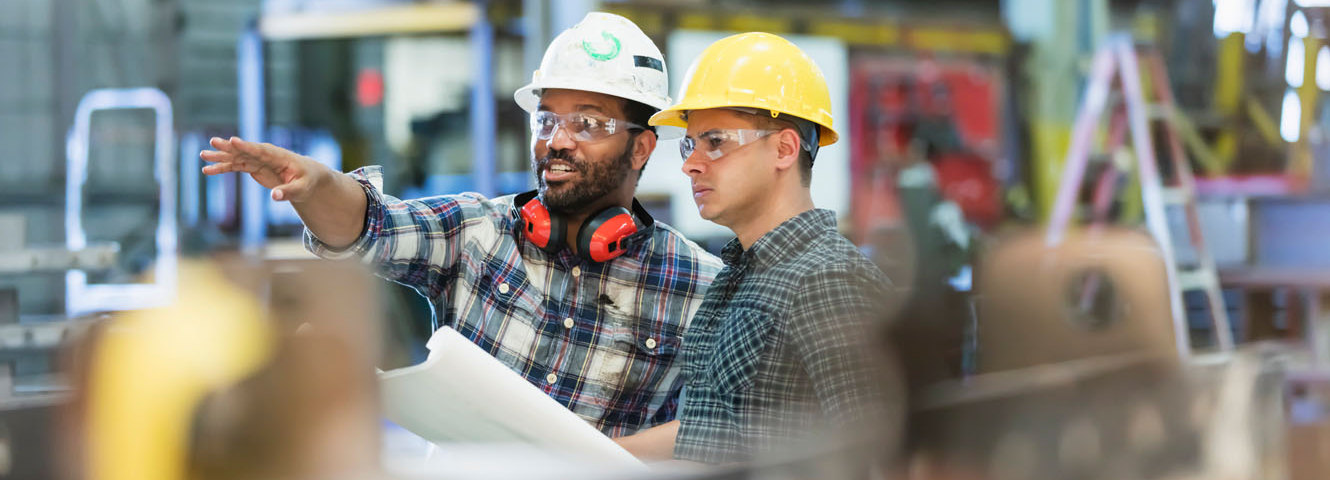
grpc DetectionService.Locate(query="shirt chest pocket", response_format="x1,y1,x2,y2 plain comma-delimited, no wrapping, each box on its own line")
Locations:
592,303,684,394
468,263,540,331
709,310,773,395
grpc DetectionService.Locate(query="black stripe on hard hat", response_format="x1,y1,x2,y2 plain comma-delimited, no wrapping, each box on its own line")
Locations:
634,56,664,72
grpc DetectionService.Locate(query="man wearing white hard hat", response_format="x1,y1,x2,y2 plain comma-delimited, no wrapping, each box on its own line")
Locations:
200,12,721,437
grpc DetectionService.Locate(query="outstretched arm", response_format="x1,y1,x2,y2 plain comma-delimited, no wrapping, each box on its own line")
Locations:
201,136,367,248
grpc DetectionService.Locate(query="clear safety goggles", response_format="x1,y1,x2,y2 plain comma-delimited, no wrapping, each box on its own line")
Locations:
531,111,643,142
679,129,778,161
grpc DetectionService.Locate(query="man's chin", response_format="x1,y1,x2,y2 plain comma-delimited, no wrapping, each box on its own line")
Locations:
541,190,586,213
696,204,718,221
538,183,568,200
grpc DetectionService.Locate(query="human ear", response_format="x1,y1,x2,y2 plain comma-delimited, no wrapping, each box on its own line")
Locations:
631,130,656,171
772,129,800,171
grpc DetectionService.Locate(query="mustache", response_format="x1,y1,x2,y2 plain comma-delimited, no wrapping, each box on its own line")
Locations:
536,149,579,169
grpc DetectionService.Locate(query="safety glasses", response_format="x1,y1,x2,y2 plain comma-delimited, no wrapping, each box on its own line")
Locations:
679,129,777,161
531,111,643,142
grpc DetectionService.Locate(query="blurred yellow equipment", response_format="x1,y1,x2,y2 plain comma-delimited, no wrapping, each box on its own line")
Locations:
74,258,383,480
84,262,274,480
649,32,839,146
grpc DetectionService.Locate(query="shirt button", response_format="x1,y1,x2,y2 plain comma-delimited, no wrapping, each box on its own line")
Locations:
498,283,510,294
546,373,558,384
571,266,581,278
563,318,575,329
645,338,657,349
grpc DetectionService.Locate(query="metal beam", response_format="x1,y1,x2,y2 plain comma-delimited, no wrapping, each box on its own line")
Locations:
471,2,496,197
238,24,267,251
259,2,479,40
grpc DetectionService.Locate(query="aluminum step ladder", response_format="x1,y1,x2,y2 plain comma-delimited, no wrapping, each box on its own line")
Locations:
1045,34,1234,360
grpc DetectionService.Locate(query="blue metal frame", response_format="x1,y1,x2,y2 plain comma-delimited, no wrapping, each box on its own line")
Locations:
179,132,203,228
470,2,496,197
238,22,268,251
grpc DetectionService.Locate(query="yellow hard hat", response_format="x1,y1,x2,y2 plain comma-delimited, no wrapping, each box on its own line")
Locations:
650,32,838,146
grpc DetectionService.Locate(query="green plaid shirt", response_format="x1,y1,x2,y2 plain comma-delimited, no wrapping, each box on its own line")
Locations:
673,209,897,464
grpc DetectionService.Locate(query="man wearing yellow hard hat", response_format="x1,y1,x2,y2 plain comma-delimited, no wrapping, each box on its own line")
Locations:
613,33,902,464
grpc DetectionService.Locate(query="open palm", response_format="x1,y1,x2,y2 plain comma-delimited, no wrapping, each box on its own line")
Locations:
200,136,323,202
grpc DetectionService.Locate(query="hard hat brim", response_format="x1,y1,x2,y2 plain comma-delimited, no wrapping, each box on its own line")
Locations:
649,104,839,146
515,79,669,113
515,80,680,140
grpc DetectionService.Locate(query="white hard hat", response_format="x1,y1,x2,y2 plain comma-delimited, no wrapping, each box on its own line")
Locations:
514,12,671,114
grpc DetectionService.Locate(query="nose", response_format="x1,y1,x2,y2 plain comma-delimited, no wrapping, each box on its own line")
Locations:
681,146,707,178
546,123,578,151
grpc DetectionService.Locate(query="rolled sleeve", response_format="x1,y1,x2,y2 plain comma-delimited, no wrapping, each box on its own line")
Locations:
303,168,386,261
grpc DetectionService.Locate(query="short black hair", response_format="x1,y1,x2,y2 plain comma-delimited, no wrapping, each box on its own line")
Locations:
622,99,657,136
621,99,658,185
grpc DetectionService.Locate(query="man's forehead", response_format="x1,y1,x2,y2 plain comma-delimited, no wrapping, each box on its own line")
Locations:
685,109,754,132
537,89,623,113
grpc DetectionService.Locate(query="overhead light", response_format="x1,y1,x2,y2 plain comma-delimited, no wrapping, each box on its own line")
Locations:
1281,88,1302,143
1292,10,1310,37
1287,37,1306,87
1214,0,1257,36
1318,46,1330,90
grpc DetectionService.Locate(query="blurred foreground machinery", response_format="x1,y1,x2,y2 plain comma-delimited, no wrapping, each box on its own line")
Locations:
6,239,1325,480
899,228,1307,480
58,258,384,480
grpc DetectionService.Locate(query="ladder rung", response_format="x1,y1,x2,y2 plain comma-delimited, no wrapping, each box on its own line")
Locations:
1160,187,1189,205
1146,105,1169,120
1177,268,1217,291
1187,351,1233,366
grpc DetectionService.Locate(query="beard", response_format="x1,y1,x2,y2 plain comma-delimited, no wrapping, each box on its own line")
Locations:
533,146,633,214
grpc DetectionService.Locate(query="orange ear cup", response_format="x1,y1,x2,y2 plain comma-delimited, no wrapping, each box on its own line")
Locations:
577,207,638,263
519,197,566,254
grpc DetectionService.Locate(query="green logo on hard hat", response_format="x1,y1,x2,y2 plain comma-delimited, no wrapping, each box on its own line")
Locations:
582,31,621,61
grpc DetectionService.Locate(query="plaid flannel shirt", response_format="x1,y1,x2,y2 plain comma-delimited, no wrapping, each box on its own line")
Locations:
673,209,897,463
305,166,722,436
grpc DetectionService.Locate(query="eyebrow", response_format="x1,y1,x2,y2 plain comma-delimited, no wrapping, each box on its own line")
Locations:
688,129,725,139
535,104,612,116
577,104,611,115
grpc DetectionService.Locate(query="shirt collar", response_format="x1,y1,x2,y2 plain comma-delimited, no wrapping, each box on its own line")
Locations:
721,209,838,269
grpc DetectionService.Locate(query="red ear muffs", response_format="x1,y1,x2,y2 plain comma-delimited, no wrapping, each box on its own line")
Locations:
520,197,566,254
577,207,638,263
